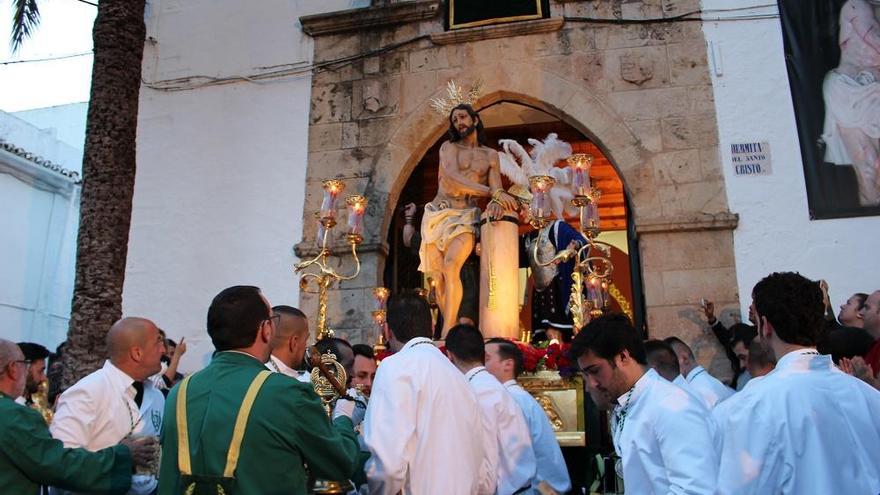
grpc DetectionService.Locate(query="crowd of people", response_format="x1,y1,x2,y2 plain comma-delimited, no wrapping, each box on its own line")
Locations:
0,272,878,494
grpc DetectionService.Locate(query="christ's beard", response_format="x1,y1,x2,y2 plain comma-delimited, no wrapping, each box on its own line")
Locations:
458,124,477,140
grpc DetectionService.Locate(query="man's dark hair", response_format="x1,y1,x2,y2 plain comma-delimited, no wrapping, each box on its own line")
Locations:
729,323,758,348
643,339,680,381
207,285,269,351
569,313,646,365
486,338,524,377
17,342,50,362
662,336,695,360
272,305,306,319
818,326,874,363
352,343,375,360
445,324,485,364
748,339,777,369
447,103,488,146
852,293,869,310
387,291,433,343
316,337,353,361
752,272,825,346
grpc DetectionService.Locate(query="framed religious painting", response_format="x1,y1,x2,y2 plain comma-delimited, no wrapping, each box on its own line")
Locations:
778,0,880,219
447,0,551,30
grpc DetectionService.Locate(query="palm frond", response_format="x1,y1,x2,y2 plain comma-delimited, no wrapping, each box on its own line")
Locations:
11,0,41,54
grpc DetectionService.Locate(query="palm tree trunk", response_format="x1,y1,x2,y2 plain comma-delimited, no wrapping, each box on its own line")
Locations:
62,0,146,388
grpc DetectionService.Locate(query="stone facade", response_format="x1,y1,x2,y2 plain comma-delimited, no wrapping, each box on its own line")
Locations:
297,0,740,379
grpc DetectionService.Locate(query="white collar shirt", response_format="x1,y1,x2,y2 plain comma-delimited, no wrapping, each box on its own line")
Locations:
503,380,571,493
611,368,718,495
672,373,713,409
466,367,535,495
50,360,165,495
686,365,733,409
267,354,311,383
363,337,488,495
716,349,880,495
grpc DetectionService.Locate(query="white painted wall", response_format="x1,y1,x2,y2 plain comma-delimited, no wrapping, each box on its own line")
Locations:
14,102,88,170
127,0,369,371
0,111,81,349
703,1,880,320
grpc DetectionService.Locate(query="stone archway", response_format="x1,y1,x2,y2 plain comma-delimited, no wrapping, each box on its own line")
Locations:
298,4,739,378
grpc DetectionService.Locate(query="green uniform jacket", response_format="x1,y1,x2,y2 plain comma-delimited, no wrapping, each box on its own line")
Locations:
158,352,359,495
0,392,132,495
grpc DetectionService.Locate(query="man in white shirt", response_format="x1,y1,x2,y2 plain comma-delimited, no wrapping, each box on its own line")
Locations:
716,272,880,494
266,305,311,383
484,338,570,494
643,339,706,405
363,293,488,495
665,336,733,408
447,325,536,495
572,313,718,495
51,317,166,495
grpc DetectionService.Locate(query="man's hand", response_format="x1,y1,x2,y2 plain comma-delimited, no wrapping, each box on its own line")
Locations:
840,357,879,389
703,300,717,325
333,388,366,427
173,338,187,361
120,436,159,469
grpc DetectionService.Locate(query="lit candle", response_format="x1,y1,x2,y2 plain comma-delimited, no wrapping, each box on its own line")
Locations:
587,202,600,229
346,195,367,236
320,179,345,220
528,175,555,222
373,287,390,312
566,153,594,197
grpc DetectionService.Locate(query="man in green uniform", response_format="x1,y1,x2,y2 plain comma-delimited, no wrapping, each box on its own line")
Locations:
158,285,360,495
0,339,155,494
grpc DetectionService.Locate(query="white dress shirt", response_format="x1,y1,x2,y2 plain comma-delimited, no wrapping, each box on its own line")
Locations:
267,354,311,383
503,380,570,494
363,337,488,495
50,360,165,495
672,373,712,408
716,349,880,495
685,365,733,409
611,368,718,495
466,367,535,495
711,375,764,427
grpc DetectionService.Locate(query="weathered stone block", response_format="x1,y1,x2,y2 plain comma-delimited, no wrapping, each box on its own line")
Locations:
608,87,688,121
651,149,702,185
698,145,723,181
639,230,736,272
409,47,450,72
357,118,396,148
656,180,727,217
308,123,342,152
307,147,377,180
628,119,663,152
353,77,400,119
572,51,614,94
341,123,359,149
686,85,715,114
311,82,353,124
668,42,711,86
645,303,733,382
660,114,718,149
400,70,439,116
661,267,738,307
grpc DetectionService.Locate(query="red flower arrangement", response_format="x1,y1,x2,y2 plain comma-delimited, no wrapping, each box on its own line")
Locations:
514,340,577,378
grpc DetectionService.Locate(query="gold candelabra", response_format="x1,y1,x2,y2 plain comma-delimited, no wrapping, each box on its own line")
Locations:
526,153,616,333
371,287,390,354
295,179,368,342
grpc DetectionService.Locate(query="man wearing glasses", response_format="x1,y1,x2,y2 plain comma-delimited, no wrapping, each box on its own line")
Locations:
0,339,156,494
157,285,360,495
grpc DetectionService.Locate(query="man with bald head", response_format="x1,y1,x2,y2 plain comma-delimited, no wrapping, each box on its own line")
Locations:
51,317,166,495
267,305,311,382
0,339,158,494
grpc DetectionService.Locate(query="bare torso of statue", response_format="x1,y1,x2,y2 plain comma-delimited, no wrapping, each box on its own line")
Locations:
418,105,517,338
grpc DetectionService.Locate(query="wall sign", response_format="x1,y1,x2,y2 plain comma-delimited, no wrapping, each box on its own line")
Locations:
731,141,772,176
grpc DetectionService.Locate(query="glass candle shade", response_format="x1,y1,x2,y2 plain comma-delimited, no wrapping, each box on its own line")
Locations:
566,153,594,196
346,195,367,236
320,179,345,220
528,175,555,221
